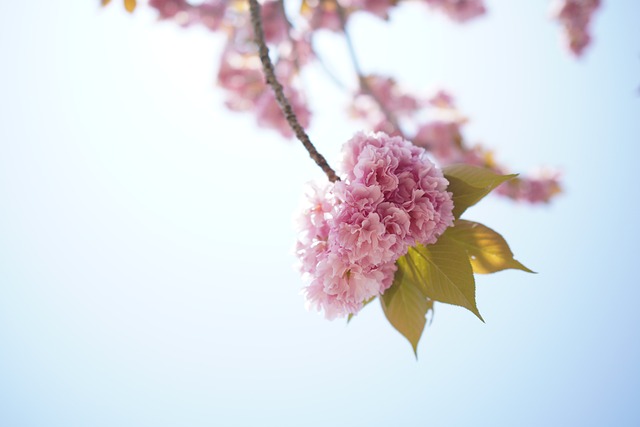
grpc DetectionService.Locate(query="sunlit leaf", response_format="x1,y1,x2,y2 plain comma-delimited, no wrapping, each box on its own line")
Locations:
444,164,517,218
381,277,433,356
397,236,483,321
101,0,112,6
124,0,136,12
300,0,312,15
445,220,534,274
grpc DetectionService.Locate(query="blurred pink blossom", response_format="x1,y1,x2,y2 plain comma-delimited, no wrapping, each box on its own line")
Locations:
414,121,463,164
217,39,310,137
424,0,486,23
301,0,343,32
496,173,562,203
552,0,601,56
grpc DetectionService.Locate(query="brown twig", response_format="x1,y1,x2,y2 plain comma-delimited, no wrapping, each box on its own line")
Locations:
248,0,339,183
333,0,407,140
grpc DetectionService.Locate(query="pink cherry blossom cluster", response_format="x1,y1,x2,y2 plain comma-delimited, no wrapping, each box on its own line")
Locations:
217,30,311,138
352,76,563,204
296,132,454,318
552,0,601,56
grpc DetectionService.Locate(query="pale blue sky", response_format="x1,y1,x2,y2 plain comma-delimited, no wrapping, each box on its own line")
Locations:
1,1,639,426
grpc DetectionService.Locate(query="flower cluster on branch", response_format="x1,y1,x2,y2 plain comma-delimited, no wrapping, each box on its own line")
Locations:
101,0,597,353
296,132,453,318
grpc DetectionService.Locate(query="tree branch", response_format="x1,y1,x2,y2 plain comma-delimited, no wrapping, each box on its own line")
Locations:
333,0,407,140
248,0,340,183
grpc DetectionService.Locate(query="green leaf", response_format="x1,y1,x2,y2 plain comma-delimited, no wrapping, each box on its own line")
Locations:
347,296,376,323
446,220,534,274
397,236,483,321
444,164,517,218
381,277,433,356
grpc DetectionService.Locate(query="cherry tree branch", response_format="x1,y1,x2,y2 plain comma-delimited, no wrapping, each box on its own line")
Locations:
249,0,340,183
333,0,407,139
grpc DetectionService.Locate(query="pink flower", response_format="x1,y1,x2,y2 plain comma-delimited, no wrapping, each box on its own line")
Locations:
149,0,190,20
217,41,311,138
301,0,343,32
346,0,397,20
296,132,454,318
362,75,421,118
194,1,228,31
496,173,562,203
552,0,601,56
414,121,463,164
428,90,456,109
254,88,311,138
260,0,289,44
424,0,486,23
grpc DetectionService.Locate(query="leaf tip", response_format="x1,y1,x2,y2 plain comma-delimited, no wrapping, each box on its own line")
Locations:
514,260,536,274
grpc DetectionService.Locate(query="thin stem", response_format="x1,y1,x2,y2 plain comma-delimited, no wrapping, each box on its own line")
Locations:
333,0,407,139
278,0,348,90
249,0,339,183
312,43,350,91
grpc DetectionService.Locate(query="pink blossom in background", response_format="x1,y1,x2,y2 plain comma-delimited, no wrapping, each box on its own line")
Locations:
296,132,454,319
552,0,601,56
194,0,228,31
217,32,311,138
149,0,228,29
258,0,290,44
413,121,463,164
363,75,421,117
301,0,343,32
350,75,421,136
346,0,397,20
428,90,456,109
496,173,562,203
255,87,311,138
217,45,265,111
149,0,189,20
348,74,562,204
148,0,288,37
424,0,486,23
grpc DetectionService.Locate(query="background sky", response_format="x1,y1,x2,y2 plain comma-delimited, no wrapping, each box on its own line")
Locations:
1,1,639,426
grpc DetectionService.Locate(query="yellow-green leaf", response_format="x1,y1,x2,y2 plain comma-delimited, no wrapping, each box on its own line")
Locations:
445,220,534,274
397,236,483,321
381,277,433,356
124,0,136,12
444,164,517,218
101,0,112,6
